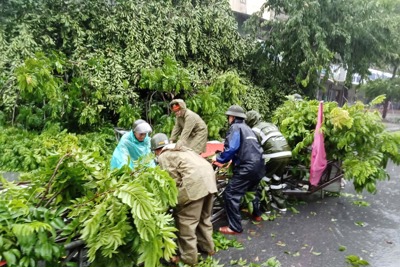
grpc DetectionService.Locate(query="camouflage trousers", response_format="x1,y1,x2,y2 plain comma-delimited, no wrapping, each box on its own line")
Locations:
260,157,290,211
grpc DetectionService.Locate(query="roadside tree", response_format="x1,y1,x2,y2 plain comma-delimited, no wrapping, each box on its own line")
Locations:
244,0,395,103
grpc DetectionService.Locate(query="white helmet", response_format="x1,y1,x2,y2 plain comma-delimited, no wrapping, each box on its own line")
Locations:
132,119,152,134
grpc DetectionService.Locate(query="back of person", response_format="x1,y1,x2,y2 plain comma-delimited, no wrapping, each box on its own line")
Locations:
253,121,291,157
151,134,217,265
157,145,217,203
227,120,265,174
246,110,291,212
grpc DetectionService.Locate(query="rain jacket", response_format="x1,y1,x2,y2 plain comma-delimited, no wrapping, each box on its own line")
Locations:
170,104,208,154
246,111,292,160
216,118,264,176
157,144,217,205
216,118,265,233
110,131,153,170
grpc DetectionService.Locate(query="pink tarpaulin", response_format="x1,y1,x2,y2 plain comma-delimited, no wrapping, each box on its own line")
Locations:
310,101,327,186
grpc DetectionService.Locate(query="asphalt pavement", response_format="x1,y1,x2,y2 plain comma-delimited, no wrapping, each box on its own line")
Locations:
212,160,400,267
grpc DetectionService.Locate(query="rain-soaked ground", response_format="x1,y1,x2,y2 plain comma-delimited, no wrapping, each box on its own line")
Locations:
212,160,400,267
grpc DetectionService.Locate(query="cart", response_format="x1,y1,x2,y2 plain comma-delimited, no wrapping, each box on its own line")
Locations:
282,160,344,198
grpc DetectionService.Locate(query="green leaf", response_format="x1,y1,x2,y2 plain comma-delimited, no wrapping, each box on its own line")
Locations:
115,183,155,220
2,250,17,265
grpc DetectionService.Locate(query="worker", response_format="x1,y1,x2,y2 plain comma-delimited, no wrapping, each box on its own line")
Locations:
110,119,153,170
151,133,217,265
169,99,208,154
214,105,265,235
246,110,292,212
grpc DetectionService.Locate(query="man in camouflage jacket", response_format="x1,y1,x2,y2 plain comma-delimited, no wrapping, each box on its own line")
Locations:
246,110,292,212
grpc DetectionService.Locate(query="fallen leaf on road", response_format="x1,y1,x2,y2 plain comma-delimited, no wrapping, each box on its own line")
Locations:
276,241,286,247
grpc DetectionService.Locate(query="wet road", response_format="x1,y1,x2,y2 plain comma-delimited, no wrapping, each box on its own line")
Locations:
212,161,400,267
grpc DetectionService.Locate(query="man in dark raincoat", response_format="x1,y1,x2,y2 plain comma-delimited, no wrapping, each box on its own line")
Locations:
214,105,265,235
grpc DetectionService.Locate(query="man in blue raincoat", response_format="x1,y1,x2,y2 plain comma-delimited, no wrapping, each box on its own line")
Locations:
110,119,154,170
214,105,265,235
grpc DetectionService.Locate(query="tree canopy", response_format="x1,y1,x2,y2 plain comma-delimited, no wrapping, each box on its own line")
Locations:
244,0,399,99
0,0,255,135
1,0,399,134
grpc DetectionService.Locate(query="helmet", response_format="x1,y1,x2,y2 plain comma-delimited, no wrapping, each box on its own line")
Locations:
292,94,303,101
225,105,246,119
132,119,152,134
246,110,261,128
169,99,187,111
151,133,169,150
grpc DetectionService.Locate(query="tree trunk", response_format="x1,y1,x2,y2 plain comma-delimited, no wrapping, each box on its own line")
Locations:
382,65,399,119
392,65,398,79
382,98,389,119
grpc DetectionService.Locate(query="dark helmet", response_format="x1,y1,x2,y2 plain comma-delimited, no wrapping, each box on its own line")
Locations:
132,119,152,133
151,133,169,150
246,110,262,128
225,105,246,119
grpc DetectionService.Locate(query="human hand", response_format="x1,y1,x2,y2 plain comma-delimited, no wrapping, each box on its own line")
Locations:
212,161,224,168
175,140,183,150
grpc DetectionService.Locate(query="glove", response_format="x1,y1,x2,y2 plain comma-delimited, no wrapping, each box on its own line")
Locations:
211,154,217,162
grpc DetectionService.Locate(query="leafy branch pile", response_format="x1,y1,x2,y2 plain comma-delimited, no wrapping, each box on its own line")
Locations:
273,96,400,193
0,128,179,267
0,124,114,172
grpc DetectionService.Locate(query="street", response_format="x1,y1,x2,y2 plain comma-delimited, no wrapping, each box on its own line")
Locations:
212,161,400,267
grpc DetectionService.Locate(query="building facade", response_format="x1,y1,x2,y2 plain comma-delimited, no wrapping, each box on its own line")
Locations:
229,0,274,20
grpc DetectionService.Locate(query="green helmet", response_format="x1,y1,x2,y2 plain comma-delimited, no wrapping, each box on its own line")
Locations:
246,110,262,128
293,93,303,101
151,133,169,150
225,105,246,119
286,93,303,101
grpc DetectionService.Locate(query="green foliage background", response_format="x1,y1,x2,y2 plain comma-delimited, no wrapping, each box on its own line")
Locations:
0,0,261,136
2,0,398,135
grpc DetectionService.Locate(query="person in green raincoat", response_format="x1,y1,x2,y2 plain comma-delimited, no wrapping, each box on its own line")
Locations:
169,99,208,154
110,119,154,170
246,110,292,212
